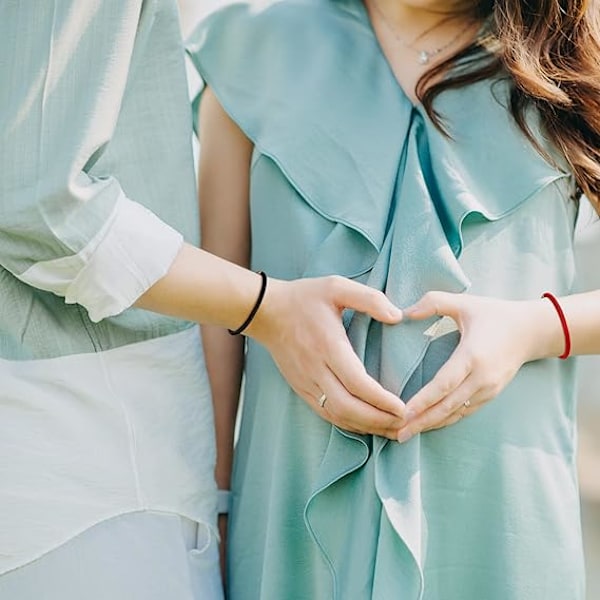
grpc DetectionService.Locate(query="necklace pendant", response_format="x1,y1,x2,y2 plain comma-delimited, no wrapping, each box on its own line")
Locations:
418,50,430,65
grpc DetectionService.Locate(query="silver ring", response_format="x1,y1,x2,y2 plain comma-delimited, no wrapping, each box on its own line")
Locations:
317,392,328,408
463,399,472,409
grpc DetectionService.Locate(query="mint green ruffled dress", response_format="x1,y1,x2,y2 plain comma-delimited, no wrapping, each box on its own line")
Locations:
188,1,585,598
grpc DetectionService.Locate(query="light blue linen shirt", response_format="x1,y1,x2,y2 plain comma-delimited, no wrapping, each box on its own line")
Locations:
0,0,197,360
0,0,216,574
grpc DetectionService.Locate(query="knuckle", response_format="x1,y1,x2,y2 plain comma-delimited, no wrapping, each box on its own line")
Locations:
477,372,500,392
423,291,442,313
326,402,341,419
462,351,480,371
349,363,369,383
326,275,345,293
329,393,352,415
374,415,394,432
466,351,493,373
371,288,386,303
390,418,404,430
423,423,441,432
343,423,361,434
330,414,346,428
441,398,455,416
482,381,501,398
446,415,461,427
407,420,423,434
437,378,454,397
475,356,490,371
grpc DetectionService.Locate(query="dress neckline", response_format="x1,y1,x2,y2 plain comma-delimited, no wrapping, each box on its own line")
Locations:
336,0,486,113
336,0,422,109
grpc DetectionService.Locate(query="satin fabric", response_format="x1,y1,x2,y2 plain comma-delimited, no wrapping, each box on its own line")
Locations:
188,1,585,598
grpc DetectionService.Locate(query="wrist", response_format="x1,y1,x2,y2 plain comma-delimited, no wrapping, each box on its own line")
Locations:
243,277,286,343
228,271,268,336
523,298,567,361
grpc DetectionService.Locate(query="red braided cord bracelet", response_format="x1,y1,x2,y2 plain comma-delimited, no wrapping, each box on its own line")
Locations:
541,292,571,360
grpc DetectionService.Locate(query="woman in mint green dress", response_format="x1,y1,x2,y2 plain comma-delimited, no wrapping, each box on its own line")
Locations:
188,0,600,597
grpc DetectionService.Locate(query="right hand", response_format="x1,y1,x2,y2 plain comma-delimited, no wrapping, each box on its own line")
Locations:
246,275,407,439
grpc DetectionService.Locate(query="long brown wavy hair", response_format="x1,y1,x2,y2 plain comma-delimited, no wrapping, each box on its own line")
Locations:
419,0,600,211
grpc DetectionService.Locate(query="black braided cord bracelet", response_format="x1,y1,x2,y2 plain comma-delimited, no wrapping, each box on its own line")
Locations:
228,271,268,336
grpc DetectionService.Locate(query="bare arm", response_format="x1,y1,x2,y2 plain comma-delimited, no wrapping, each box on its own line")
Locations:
197,86,251,584
557,290,600,355
197,88,251,496
137,90,408,439
135,236,409,438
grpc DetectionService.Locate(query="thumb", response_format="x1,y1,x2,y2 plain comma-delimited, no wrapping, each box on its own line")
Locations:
332,278,403,324
403,291,460,321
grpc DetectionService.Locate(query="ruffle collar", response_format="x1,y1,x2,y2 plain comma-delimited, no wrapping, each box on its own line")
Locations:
187,0,566,262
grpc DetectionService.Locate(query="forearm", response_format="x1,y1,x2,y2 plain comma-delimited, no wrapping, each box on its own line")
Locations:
524,289,600,360
202,325,244,490
135,243,263,331
143,244,248,486
557,290,600,355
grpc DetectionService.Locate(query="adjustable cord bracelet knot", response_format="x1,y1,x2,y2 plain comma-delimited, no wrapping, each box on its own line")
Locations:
228,271,268,336
541,292,571,360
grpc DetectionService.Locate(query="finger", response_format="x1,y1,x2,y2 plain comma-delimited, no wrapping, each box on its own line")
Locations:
398,376,482,442
420,392,481,432
404,346,472,419
429,400,478,431
317,368,405,439
326,335,406,420
424,400,477,431
403,291,461,321
325,276,403,324
269,340,399,435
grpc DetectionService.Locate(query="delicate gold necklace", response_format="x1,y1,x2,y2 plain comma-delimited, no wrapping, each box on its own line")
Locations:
369,0,475,65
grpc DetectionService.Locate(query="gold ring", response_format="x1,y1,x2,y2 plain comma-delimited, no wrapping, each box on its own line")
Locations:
463,399,471,409
317,392,328,408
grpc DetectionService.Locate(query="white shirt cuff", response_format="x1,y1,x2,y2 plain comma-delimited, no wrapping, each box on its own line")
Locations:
20,195,184,322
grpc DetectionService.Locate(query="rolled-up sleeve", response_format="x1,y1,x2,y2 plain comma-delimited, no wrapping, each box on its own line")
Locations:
0,0,183,322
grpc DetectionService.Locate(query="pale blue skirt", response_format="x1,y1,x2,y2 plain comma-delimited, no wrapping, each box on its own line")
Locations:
0,511,223,600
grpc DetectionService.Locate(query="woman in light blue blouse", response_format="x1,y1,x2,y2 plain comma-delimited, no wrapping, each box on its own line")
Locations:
0,1,409,598
189,0,600,598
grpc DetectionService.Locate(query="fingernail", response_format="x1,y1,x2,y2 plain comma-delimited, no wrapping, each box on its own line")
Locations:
402,304,417,316
397,430,412,443
389,307,403,320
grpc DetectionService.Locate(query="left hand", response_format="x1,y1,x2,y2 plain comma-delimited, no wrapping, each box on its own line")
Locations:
396,291,563,443
247,275,407,439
